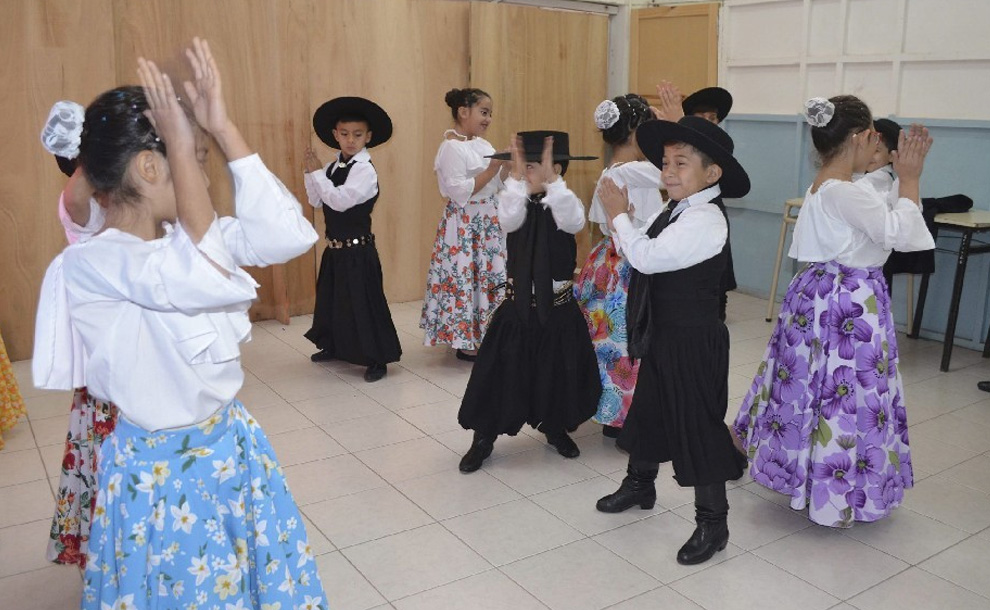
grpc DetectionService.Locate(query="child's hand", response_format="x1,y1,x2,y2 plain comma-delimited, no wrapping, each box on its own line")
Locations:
508,134,526,181
540,136,557,185
137,57,195,152
892,123,933,181
303,147,323,173
182,38,230,137
655,81,684,122
597,177,630,220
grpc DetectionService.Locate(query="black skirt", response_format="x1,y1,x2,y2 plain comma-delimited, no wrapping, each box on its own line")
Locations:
617,322,742,487
305,244,402,366
458,297,601,437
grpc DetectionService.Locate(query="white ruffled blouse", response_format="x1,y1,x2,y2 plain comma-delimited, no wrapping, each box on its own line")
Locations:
33,154,318,431
588,161,664,235
434,134,503,205
789,178,934,268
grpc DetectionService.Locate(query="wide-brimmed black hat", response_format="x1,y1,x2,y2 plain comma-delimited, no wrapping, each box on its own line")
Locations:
681,87,733,123
486,130,597,163
312,97,393,149
638,116,751,198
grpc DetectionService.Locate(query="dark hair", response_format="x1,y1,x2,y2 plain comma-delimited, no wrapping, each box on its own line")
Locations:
665,141,715,169
335,113,371,130
54,155,76,177
77,86,166,205
444,88,490,121
809,95,872,164
873,118,901,152
601,94,652,146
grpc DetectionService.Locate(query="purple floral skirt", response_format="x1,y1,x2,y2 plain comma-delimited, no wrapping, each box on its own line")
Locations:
733,260,912,527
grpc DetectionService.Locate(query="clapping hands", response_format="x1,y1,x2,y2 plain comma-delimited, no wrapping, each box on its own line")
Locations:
892,123,933,182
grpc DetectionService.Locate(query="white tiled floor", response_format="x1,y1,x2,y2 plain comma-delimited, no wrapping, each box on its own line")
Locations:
3,293,990,610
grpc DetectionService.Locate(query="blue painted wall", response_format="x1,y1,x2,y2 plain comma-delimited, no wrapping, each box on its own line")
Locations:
721,114,990,350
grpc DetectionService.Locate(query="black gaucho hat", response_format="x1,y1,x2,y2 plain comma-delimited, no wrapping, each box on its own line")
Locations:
487,130,597,163
681,87,733,123
312,97,393,149
638,116,751,198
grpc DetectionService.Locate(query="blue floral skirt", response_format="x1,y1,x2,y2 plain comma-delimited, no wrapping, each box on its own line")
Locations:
82,401,328,610
733,261,912,527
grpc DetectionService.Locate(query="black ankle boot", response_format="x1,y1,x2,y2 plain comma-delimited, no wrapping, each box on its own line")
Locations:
545,431,580,458
596,461,659,513
459,432,495,473
363,363,387,382
677,483,729,565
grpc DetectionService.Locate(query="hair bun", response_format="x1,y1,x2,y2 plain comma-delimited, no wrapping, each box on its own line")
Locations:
41,100,86,159
444,88,465,110
594,100,621,130
804,97,836,128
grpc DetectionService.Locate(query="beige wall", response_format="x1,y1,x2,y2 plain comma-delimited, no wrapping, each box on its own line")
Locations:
0,0,608,361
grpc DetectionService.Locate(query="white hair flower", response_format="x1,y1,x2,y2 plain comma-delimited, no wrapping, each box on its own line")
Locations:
804,97,835,128
40,100,86,159
594,99,621,130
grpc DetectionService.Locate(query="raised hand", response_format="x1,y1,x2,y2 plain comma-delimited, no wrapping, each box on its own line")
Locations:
597,176,630,220
540,136,557,184
655,81,685,122
892,123,933,182
303,147,323,173
182,37,229,137
137,57,195,151
508,133,526,181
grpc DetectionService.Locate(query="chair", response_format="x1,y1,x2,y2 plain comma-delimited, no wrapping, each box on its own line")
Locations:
765,198,803,322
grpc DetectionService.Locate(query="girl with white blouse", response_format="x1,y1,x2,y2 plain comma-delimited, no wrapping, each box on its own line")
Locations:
733,95,934,528
34,39,328,609
420,88,507,360
575,94,662,438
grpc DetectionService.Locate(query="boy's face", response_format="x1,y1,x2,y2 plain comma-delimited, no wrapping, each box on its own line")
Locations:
866,141,893,173
333,120,372,158
523,160,562,193
692,110,720,125
661,142,722,201
458,97,493,137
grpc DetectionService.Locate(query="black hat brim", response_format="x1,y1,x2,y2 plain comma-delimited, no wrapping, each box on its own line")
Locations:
313,97,393,149
486,153,598,162
681,87,733,123
637,119,751,199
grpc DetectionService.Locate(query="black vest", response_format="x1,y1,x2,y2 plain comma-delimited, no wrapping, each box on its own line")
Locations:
505,195,578,323
323,157,379,240
627,199,728,358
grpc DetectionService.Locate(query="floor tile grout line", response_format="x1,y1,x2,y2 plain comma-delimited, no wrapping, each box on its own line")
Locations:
914,562,990,601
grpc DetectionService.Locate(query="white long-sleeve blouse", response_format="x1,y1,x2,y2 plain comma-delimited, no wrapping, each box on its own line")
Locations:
434,135,502,206
588,161,664,235
33,154,318,431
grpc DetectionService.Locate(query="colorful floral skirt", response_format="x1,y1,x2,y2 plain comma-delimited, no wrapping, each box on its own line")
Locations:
48,388,117,566
0,328,26,452
574,236,640,428
82,401,327,610
733,261,912,527
421,196,507,350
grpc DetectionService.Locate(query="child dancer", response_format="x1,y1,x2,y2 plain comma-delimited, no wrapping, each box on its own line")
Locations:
35,39,328,608
303,96,401,382
36,115,119,566
420,88,506,360
595,116,750,566
733,96,934,527
575,94,662,438
857,117,901,205
457,132,601,472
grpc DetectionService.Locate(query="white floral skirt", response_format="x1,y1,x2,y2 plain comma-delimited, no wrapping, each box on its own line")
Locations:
82,401,328,610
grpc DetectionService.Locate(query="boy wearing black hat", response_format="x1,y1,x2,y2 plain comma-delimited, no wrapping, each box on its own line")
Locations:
595,116,751,565
858,118,902,206
303,97,401,382
457,132,602,473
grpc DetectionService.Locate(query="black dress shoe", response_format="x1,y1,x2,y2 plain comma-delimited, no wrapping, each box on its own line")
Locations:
311,349,333,362
455,349,477,362
545,432,580,458
363,363,387,383
979,381,990,393
596,462,658,513
602,425,621,438
459,434,495,473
